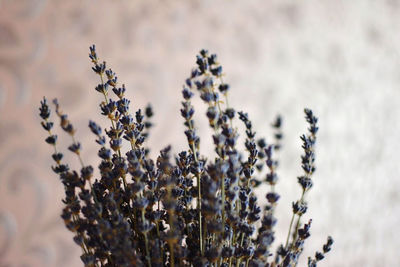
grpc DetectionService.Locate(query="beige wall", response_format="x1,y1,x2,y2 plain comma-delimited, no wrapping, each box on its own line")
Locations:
1,0,399,266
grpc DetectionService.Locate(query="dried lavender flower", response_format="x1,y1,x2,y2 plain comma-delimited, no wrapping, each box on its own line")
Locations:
39,45,333,267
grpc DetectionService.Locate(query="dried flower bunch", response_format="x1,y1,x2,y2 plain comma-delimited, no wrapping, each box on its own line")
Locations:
39,45,333,267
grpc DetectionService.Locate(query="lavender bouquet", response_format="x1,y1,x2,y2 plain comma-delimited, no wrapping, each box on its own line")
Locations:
39,45,333,267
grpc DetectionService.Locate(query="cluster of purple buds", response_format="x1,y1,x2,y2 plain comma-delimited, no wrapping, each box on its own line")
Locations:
39,45,333,267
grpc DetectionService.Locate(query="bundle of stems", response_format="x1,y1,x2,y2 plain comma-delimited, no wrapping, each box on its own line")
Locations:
39,45,333,267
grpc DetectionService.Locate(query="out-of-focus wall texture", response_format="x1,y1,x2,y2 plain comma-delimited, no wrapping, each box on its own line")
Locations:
1,0,399,266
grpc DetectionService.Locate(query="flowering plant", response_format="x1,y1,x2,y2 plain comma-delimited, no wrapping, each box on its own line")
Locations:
39,45,333,267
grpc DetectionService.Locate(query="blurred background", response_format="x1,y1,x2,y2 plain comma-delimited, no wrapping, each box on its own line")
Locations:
1,0,400,266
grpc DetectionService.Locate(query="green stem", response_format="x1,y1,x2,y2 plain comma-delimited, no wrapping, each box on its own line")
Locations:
291,189,308,247
285,213,295,249
141,209,151,267
236,257,241,267
285,189,305,250
187,117,203,255
170,246,175,267
236,233,245,267
156,220,164,263
168,216,175,267
221,172,225,236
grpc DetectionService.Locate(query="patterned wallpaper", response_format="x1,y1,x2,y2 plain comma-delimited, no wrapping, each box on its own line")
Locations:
1,0,400,266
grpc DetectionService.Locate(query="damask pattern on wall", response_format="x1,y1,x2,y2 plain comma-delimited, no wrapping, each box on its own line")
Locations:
1,1,400,266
